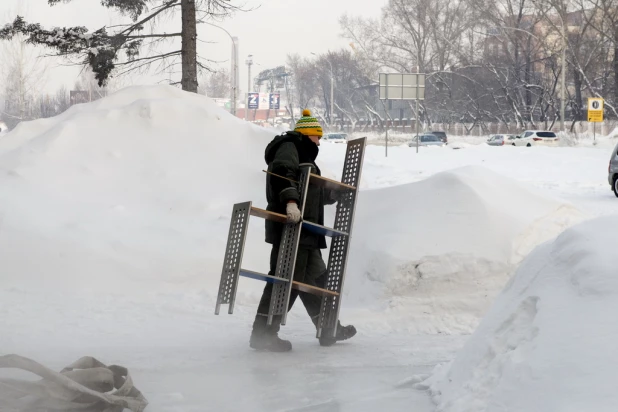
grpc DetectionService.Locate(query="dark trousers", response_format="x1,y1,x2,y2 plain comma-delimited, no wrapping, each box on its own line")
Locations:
252,246,326,335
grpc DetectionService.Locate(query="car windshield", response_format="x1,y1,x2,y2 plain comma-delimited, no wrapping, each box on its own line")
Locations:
432,132,446,137
537,132,557,138
421,135,439,142
327,134,345,140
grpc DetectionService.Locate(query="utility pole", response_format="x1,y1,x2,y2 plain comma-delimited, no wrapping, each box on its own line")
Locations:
245,54,253,121
560,22,566,132
416,1,421,154
330,64,334,129
203,22,238,115
231,36,238,116
416,70,420,154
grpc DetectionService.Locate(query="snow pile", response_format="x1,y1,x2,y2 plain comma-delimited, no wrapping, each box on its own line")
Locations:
556,130,618,149
421,215,618,412
344,166,586,333
0,85,277,293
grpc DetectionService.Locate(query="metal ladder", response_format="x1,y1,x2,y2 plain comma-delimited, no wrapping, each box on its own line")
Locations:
215,137,366,338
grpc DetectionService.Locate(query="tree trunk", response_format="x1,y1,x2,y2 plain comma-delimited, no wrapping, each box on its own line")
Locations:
614,43,618,108
573,68,583,121
181,0,198,93
525,36,532,122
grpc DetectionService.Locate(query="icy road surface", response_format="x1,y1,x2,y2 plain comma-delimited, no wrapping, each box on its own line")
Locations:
1,290,465,412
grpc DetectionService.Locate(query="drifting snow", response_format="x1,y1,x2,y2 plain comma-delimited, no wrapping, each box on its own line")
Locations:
422,215,618,412
344,166,586,333
0,86,276,293
0,85,587,332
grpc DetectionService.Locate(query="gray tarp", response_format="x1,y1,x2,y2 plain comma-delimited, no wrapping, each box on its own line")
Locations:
0,354,148,411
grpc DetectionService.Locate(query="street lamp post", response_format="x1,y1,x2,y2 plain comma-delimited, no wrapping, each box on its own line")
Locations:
559,17,567,132
245,54,253,121
203,22,238,115
561,38,566,131
311,52,334,128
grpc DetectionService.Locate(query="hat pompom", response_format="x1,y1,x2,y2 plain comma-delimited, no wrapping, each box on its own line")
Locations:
294,108,323,137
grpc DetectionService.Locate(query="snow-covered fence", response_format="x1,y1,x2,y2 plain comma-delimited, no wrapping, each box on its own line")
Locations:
334,120,618,137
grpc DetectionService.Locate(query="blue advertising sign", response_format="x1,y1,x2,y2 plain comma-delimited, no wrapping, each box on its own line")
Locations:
248,92,259,110
269,93,280,110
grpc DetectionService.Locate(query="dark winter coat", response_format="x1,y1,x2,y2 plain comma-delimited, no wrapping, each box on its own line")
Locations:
264,131,336,249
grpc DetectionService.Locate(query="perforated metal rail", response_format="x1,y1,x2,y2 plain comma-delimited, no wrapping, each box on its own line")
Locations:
268,166,311,326
317,138,366,338
215,201,251,315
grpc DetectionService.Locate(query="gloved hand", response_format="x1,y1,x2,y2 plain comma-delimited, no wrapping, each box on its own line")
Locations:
286,202,302,223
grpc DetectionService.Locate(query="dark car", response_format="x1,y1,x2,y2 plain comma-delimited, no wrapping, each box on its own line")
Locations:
609,142,618,197
408,134,445,147
430,131,448,144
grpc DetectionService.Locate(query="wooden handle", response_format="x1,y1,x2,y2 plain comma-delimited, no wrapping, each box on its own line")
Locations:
262,169,299,183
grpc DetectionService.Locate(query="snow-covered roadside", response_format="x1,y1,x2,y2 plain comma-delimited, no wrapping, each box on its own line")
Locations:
420,215,618,412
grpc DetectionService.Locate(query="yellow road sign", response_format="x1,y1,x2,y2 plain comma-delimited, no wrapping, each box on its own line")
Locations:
588,97,604,122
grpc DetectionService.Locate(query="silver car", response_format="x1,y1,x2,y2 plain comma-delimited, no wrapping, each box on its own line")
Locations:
609,142,618,197
408,134,445,147
487,134,517,146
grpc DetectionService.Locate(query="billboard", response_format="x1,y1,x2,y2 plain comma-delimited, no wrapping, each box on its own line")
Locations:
269,93,280,110
378,73,425,100
248,92,259,110
258,93,270,110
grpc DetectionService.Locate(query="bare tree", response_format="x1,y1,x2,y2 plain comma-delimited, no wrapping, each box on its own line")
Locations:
336,0,618,130
574,0,618,113
341,0,474,73
285,54,319,112
198,68,230,97
55,85,71,114
73,67,114,101
0,33,48,128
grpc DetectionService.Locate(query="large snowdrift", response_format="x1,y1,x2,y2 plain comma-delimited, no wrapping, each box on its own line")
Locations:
344,167,586,333
422,215,618,411
0,86,276,292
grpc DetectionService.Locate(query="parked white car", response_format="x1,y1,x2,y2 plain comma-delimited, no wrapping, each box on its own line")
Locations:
511,130,559,147
323,133,348,144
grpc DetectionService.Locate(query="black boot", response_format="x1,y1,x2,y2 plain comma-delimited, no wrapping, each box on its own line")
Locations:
249,315,292,352
313,318,357,347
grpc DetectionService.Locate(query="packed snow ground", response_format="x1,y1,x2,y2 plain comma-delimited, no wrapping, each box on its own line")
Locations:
1,86,616,411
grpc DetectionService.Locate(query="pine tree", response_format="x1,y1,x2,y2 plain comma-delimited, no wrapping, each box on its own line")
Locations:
0,0,240,93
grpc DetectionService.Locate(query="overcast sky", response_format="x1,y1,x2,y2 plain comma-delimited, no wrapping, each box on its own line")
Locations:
0,0,385,95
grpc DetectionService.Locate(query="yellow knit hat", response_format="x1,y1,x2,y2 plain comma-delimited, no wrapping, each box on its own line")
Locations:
294,109,323,137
